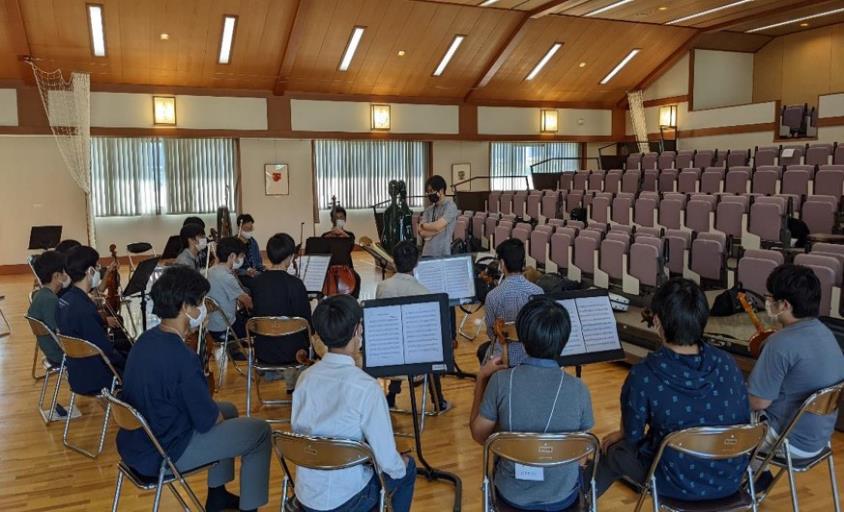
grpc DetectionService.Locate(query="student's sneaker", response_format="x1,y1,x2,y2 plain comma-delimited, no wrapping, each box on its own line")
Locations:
386,392,397,409
437,400,453,414
40,403,82,422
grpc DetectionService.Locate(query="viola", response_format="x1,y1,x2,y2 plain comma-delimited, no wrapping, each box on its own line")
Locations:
492,318,510,368
185,328,217,394
737,291,775,358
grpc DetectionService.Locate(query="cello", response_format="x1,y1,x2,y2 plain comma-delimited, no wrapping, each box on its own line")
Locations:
322,195,359,296
737,291,775,358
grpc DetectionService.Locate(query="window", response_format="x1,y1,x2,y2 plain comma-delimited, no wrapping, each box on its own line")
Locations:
91,137,236,217
490,142,580,190
314,140,428,209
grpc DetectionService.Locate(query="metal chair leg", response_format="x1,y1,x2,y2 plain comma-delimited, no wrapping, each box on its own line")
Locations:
650,475,660,512
111,471,124,512
152,468,166,512
246,348,253,417
175,476,206,512
46,364,66,423
31,344,46,380
96,401,113,456
829,443,841,512
166,482,190,511
785,446,800,512
0,306,10,337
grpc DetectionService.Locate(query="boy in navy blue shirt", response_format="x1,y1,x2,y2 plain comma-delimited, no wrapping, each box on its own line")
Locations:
57,246,126,396
118,266,271,512
596,278,750,501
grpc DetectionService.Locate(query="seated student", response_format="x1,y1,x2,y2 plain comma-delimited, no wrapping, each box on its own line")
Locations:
478,238,543,365
249,233,311,391
470,297,594,511
175,222,207,271
57,245,127,396
375,240,435,408
55,239,82,254
184,216,206,229
322,206,355,242
596,278,750,500
207,238,252,352
28,250,68,369
292,295,416,512
236,214,265,278
749,264,844,468
117,265,271,512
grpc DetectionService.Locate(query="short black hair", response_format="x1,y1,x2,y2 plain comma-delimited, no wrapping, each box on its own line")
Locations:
425,175,447,193
393,240,419,274
332,206,347,221
183,216,205,229
65,246,100,283
237,214,255,226
767,264,821,318
267,233,295,264
55,239,82,254
216,237,244,264
496,238,526,273
33,250,66,285
312,294,362,349
517,297,570,359
180,223,205,247
650,277,709,346
150,266,210,319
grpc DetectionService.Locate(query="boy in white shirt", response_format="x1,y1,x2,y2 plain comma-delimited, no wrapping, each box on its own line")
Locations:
292,295,416,512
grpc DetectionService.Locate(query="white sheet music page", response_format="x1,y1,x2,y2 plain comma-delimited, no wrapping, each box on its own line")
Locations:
575,296,620,353
414,260,446,295
400,301,444,364
442,256,474,300
295,255,331,292
363,305,405,367
558,299,587,356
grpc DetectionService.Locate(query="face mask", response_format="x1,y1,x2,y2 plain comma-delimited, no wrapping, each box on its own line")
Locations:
233,257,244,270
427,193,440,204
765,299,781,320
61,274,71,289
335,219,346,229
197,237,208,251
186,303,207,331
89,267,102,289
241,230,253,240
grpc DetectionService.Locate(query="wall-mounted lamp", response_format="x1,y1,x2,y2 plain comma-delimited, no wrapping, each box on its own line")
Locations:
540,109,558,133
371,104,391,131
153,96,177,126
659,104,677,127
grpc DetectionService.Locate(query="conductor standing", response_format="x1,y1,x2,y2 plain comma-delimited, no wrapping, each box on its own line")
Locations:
419,175,458,258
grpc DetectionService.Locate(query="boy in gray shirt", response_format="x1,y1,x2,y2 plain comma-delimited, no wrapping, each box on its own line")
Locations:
470,297,593,510
207,237,252,344
750,264,844,460
419,175,458,258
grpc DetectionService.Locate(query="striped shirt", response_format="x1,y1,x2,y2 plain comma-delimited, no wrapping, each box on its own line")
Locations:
484,274,543,365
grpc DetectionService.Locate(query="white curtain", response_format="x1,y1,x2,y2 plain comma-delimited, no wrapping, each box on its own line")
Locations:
91,137,161,216
163,138,236,214
490,142,580,190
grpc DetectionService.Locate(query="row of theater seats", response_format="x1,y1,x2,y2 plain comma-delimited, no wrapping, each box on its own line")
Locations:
624,143,843,171
451,210,844,318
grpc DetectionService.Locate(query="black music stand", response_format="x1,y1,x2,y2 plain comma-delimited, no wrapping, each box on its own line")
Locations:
161,235,183,260
362,294,463,511
122,257,160,331
28,226,62,251
305,236,355,267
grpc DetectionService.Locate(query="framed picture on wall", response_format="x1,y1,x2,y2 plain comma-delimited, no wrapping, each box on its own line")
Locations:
452,163,471,192
265,163,289,196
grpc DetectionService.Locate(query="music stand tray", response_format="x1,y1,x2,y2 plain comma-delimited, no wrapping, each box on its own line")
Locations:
161,235,183,260
305,237,355,267
28,226,62,251
123,257,161,297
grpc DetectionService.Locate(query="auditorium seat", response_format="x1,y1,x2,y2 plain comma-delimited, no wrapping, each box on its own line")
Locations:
658,198,684,230
590,194,611,224
727,149,751,168
453,217,469,242
493,220,514,248
487,191,501,214
511,223,532,248
835,144,844,165
527,224,554,268
658,151,676,171
745,197,787,249
806,144,833,166
690,232,728,286
628,235,665,293
658,168,678,192
621,170,641,194
666,229,691,276
526,191,542,221
499,192,514,215
610,224,633,234
725,166,751,194
596,231,631,289
566,220,586,231
794,253,841,316
472,212,488,244
541,191,560,221
779,144,805,166
678,168,702,194
604,170,623,194
737,249,784,297
787,163,816,179
641,152,658,171
611,194,634,225
676,150,694,169
573,171,589,191
502,213,518,223
642,168,659,192
781,167,812,197
581,190,596,210
625,153,642,171
694,149,715,169
781,105,807,138
815,166,844,200
566,190,584,214
634,195,658,227
686,198,714,234
700,167,726,194
635,226,662,239
572,230,602,280
713,149,727,168
559,173,573,191
546,231,574,276
751,167,780,195
755,146,780,167
512,190,528,218
716,197,748,241
485,215,501,247
588,170,605,191
802,196,838,234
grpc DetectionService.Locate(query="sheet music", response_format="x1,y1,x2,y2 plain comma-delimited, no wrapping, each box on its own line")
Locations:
414,256,474,301
363,305,405,367
289,255,331,292
556,295,621,356
401,301,444,364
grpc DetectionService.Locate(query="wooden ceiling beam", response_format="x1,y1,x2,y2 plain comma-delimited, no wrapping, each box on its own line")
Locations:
273,0,305,96
4,0,34,83
702,0,824,33
529,0,591,19
462,13,530,102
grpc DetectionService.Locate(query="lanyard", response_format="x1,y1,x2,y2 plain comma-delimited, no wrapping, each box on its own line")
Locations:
508,367,565,433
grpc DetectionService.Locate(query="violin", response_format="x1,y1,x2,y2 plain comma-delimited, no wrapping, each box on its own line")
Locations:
492,318,510,368
186,326,217,394
737,291,775,358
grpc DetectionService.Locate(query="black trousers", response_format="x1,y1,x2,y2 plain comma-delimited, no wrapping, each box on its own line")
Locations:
595,440,649,497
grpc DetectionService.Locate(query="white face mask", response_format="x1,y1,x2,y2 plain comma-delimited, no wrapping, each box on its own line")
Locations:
335,219,346,229
186,303,207,331
197,237,208,251
765,299,781,320
89,267,102,289
241,230,253,240
61,273,71,289
233,257,244,270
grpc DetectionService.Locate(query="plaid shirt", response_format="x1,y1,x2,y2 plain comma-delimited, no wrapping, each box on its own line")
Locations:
484,274,543,365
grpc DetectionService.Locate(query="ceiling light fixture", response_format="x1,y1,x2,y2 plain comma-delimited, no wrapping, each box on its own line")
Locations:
479,0,499,6
160,33,169,40
600,48,640,84
397,50,406,56
579,62,587,68
666,0,754,25
218,15,237,64
87,4,106,57
339,26,366,71
658,6,668,10
747,7,844,33
433,35,465,77
585,0,635,17
526,42,563,81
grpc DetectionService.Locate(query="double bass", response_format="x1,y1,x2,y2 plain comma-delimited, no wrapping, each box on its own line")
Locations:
737,291,775,358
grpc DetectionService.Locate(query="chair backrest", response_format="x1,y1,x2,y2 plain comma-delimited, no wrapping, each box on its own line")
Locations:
484,431,599,469
676,150,694,169
57,333,122,385
25,315,57,339
204,295,233,326
658,424,767,462
727,149,750,168
658,151,675,171
246,316,310,338
724,167,751,194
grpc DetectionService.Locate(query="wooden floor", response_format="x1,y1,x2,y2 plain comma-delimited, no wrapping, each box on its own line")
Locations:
0,256,842,511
